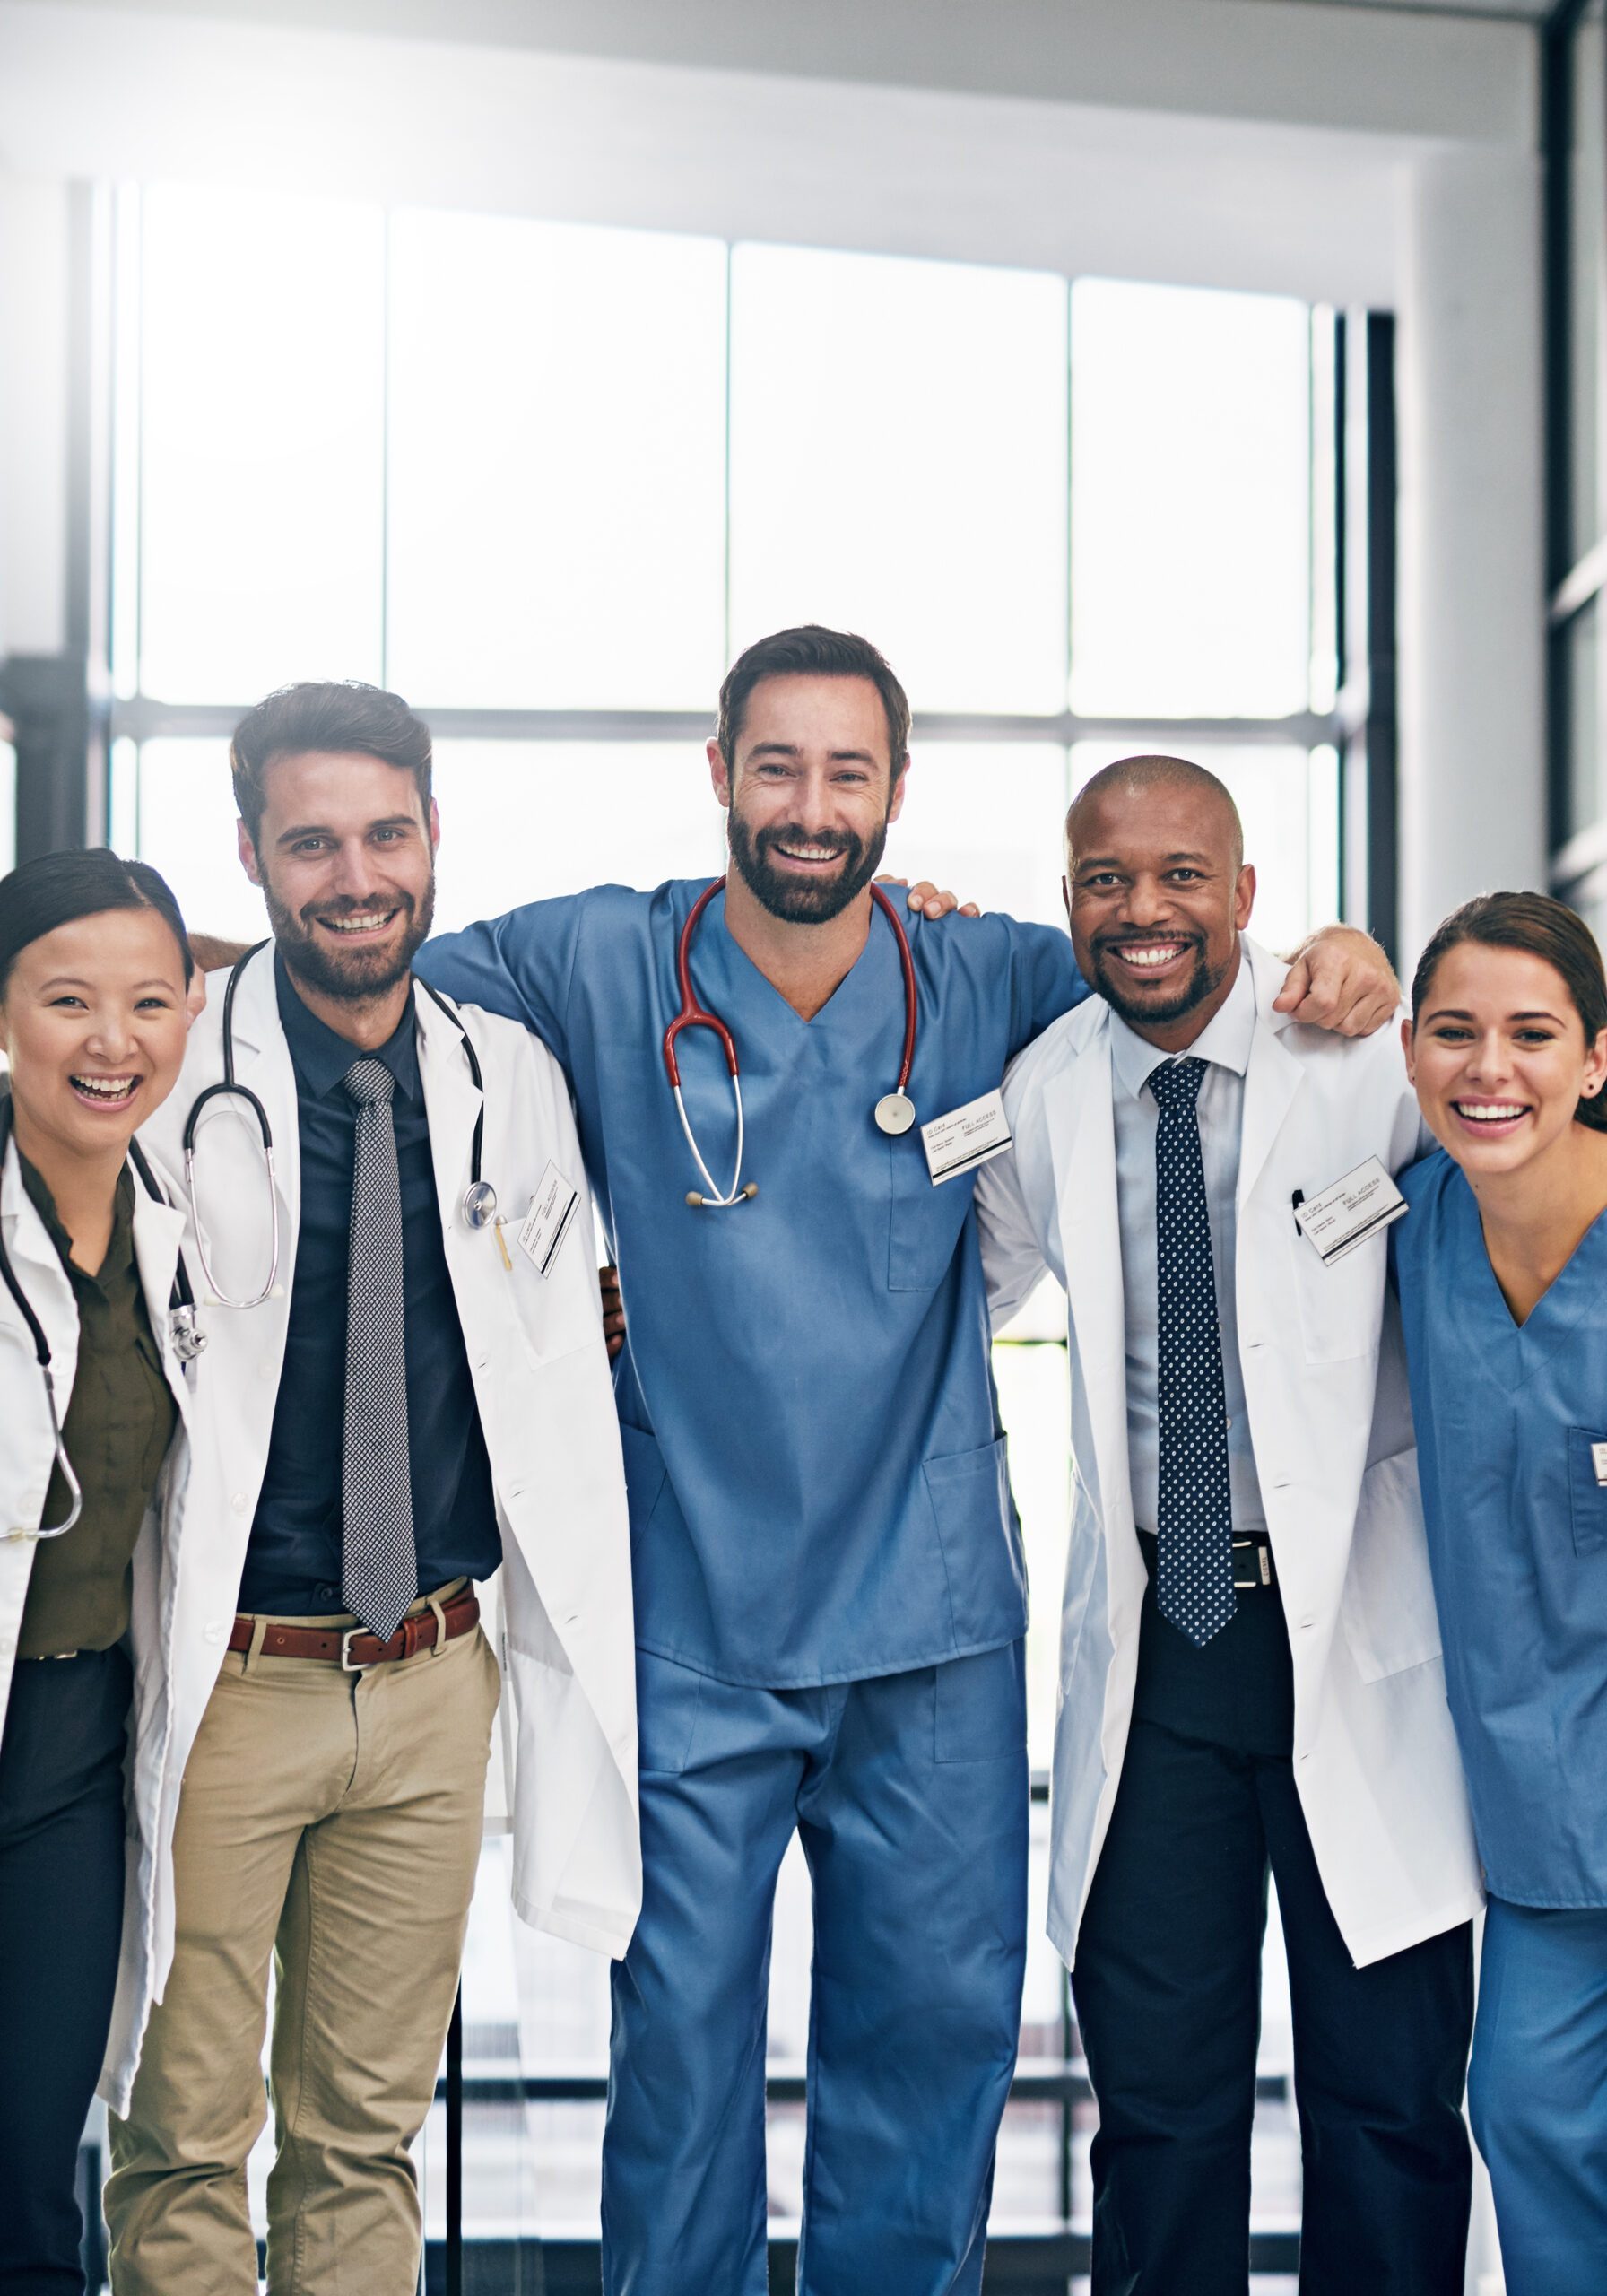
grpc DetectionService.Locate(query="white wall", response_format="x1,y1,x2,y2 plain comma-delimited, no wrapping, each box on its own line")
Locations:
0,0,1549,953
1398,149,1548,957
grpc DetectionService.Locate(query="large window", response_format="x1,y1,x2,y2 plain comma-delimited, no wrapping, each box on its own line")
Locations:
106,182,1356,2279
1549,4,1607,941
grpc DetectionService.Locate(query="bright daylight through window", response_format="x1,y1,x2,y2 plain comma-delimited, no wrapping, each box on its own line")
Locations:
108,178,1342,2247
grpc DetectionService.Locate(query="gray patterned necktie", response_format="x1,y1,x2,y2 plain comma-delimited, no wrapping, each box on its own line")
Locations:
341,1058,418,1641
1150,1056,1236,1647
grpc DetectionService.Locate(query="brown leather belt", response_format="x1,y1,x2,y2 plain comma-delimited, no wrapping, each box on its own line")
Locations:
227,1587,481,1672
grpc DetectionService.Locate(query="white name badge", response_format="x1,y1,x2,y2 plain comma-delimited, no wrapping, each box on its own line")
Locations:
1592,1442,1607,1489
517,1162,581,1278
1294,1155,1408,1266
920,1089,1013,1187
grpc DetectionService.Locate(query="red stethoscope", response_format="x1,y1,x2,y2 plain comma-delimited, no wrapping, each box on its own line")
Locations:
664,877,921,1208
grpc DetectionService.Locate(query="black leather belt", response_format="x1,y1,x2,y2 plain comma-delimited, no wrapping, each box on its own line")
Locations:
1137,1527,1275,1591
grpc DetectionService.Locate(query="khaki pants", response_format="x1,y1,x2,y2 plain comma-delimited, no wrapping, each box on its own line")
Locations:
107,1604,501,2296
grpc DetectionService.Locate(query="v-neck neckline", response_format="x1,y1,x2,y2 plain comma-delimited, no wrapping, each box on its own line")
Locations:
1451,1162,1607,1370
703,883,895,1035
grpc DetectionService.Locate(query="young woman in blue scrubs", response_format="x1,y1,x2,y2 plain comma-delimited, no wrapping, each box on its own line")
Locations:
1394,891,1607,2296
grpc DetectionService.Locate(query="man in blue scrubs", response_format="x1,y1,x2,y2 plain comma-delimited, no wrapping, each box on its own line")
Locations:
416,624,1395,2295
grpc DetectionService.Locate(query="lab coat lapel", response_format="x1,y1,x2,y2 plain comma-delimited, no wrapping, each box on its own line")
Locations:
1237,940,1305,1213
0,1136,77,1374
1047,1015,1131,1526
130,1182,195,1431
414,983,484,1231
195,945,300,1308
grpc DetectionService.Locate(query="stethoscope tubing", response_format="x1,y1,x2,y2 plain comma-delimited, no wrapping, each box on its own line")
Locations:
664,875,920,1207
185,942,282,1310
0,1100,198,1540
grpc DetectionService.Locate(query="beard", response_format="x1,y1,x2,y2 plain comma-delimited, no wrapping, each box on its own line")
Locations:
726,810,890,925
1090,931,1231,1030
263,876,436,1004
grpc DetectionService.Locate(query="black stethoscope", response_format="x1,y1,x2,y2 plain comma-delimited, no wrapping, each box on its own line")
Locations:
184,944,499,1308
664,877,921,1209
0,1095,205,1541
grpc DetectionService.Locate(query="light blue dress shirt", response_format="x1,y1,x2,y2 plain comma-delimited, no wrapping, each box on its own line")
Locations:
416,885,1085,1688
1107,948,1266,1531
1394,1149,1607,1908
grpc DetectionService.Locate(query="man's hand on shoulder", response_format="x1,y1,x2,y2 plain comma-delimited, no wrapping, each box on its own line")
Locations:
185,934,255,1019
874,875,982,920
1273,925,1399,1039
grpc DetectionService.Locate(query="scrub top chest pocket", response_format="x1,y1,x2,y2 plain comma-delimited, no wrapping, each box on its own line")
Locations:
887,1137,976,1291
1567,1428,1607,1558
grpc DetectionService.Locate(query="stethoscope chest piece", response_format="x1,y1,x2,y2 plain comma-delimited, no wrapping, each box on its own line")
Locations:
461,1179,499,1231
169,1304,208,1364
874,1091,917,1137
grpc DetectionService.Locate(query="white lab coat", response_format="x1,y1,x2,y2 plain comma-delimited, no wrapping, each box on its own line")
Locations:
977,937,1482,1970
100,948,639,2116
0,1129,201,2085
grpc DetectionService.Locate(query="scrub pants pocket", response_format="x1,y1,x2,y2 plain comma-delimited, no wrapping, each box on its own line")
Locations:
635,1649,704,1776
934,1640,1026,1762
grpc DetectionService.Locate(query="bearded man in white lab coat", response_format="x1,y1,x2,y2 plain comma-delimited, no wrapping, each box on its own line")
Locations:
101,682,639,2296
976,756,1481,2296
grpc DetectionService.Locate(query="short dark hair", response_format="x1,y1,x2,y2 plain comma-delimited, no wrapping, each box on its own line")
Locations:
230,682,432,844
1411,891,1607,1134
0,848,193,994
717,626,911,780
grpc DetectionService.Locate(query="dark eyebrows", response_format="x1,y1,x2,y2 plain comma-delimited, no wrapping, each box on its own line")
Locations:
1072,849,1215,872
743,742,881,767
1421,1005,1568,1026
274,814,420,847
36,974,178,992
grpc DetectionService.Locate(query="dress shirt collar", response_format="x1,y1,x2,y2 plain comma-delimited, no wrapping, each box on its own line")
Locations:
1107,938,1257,1105
274,948,421,1105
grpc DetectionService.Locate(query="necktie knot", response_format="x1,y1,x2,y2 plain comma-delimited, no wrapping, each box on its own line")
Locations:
1148,1056,1206,1112
343,1057,395,1109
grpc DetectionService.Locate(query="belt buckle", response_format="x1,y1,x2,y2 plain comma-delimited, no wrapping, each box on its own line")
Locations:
1230,1537,1271,1591
340,1627,373,1674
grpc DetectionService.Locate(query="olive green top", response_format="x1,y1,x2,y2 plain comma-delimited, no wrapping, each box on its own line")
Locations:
17,1152,177,1660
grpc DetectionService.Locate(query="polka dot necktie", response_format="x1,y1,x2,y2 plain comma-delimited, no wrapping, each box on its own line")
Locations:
341,1059,418,1642
1149,1056,1235,1647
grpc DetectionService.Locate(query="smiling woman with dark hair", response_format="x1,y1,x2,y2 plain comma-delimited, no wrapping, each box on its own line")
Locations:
0,848,196,2295
1395,891,1607,2295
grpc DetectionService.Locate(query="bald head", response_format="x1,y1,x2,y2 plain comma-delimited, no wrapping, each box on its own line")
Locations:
1067,755,1244,874
1063,752,1255,1048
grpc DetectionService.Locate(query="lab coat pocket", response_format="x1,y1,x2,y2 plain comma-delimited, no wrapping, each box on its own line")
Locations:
634,1648,702,1776
1338,1448,1444,1682
1566,1427,1607,1557
934,1640,1026,1763
922,1436,1027,1646
1291,1224,1386,1364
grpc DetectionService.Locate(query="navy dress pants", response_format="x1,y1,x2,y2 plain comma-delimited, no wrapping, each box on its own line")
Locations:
603,1641,1029,2296
1072,1557,1473,2296
0,1646,132,2295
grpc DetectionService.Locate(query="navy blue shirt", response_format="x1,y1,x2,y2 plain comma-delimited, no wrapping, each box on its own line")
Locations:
239,956,501,1615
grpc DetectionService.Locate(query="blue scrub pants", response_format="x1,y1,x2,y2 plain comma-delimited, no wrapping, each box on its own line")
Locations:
1469,1897,1607,2296
602,1641,1029,2296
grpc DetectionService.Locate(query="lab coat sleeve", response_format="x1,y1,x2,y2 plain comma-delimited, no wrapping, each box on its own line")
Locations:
975,1141,1050,1333
1004,919,1089,1059
416,895,587,1069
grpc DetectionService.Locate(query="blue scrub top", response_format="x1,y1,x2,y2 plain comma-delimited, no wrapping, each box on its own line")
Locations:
1394,1150,1607,1908
416,883,1084,1687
